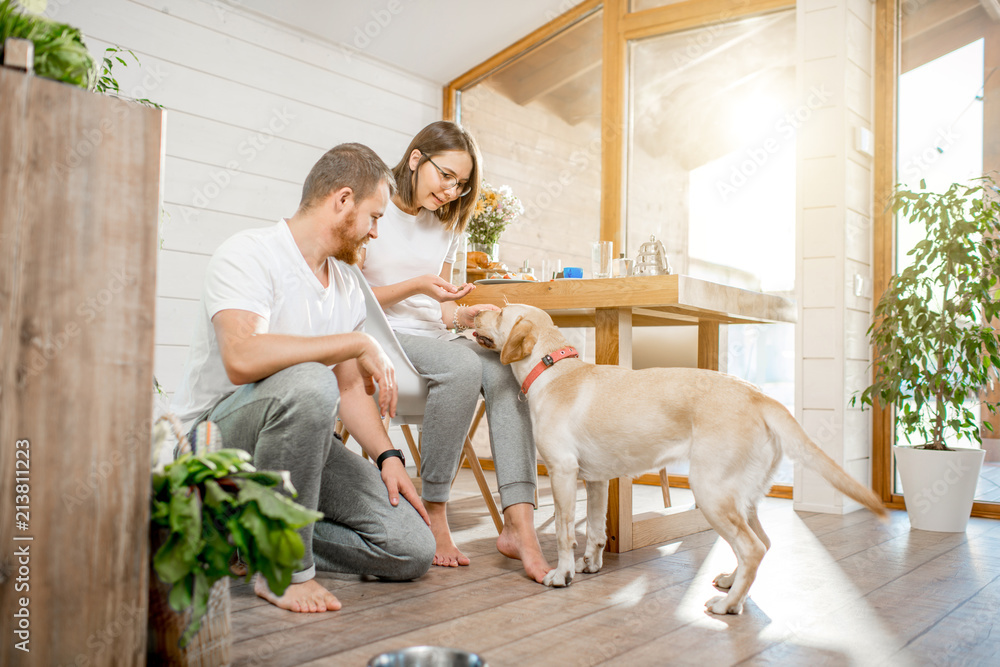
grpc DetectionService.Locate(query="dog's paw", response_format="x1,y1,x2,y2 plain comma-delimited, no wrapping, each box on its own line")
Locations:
705,595,743,615
543,567,574,587
575,554,603,574
713,572,735,590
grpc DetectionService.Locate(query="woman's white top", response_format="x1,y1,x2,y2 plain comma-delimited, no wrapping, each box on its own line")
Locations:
362,199,461,339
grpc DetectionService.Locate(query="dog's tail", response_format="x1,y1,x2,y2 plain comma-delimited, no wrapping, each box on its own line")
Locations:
768,404,889,521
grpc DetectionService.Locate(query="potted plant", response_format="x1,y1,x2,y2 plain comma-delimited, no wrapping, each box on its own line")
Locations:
467,180,524,263
854,176,1000,532
148,427,322,662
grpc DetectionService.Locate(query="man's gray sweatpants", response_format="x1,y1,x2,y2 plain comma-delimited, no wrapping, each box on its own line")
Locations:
201,362,434,583
396,334,537,509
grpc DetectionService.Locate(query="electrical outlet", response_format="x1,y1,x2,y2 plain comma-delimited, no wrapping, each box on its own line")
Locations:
856,127,874,158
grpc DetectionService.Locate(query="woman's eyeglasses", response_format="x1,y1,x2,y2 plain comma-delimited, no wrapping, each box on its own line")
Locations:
421,152,472,197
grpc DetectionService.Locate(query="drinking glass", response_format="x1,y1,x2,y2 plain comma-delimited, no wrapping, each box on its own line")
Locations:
591,241,613,278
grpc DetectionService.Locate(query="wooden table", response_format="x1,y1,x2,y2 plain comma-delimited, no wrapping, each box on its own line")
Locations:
464,274,797,553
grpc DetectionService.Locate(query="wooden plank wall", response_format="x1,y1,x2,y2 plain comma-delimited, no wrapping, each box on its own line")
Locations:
0,67,163,666
44,0,442,397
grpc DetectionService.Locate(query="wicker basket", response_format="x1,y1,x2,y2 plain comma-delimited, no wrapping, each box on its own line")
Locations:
148,529,232,666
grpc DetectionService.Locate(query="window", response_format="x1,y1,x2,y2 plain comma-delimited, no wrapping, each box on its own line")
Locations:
626,9,798,483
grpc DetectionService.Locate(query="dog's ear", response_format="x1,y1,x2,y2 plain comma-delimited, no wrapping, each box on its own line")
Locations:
500,316,537,365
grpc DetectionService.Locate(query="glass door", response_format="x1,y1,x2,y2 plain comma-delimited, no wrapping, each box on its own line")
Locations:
895,0,1000,505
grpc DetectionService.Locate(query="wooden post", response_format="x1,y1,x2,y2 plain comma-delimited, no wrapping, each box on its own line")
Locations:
2,37,34,72
0,66,163,666
596,307,634,552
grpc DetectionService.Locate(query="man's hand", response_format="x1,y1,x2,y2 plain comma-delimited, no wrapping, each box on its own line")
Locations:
414,274,475,303
380,457,430,525
355,333,397,418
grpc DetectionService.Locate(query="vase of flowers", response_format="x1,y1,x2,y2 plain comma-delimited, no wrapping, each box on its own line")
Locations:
467,181,524,263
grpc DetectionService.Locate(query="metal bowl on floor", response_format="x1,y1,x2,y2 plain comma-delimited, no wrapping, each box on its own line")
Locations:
367,645,487,667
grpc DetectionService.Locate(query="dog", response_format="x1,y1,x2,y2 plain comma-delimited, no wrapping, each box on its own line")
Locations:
473,304,888,614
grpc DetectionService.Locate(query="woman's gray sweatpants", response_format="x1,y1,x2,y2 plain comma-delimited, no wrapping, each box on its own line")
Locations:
396,333,536,510
200,362,434,584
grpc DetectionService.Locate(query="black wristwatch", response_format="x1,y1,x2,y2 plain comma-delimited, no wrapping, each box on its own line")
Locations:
376,448,405,470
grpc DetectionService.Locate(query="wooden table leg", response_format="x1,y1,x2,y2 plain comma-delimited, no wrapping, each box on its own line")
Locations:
595,307,632,368
596,308,634,553
697,321,720,371
606,477,633,553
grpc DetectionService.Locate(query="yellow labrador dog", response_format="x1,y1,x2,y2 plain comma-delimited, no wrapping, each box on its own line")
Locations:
473,304,887,615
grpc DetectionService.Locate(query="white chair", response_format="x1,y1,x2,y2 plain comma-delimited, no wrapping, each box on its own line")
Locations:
342,264,504,534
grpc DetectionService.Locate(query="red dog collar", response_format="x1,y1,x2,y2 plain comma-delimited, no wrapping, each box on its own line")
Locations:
521,346,579,395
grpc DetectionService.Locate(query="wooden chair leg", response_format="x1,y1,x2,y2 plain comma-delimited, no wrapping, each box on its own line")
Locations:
462,435,503,535
658,468,672,508
467,400,487,441
401,424,421,472
336,419,351,446
451,400,487,490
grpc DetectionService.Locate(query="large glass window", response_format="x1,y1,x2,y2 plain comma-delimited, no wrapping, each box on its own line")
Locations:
894,0,999,503
625,9,797,483
457,10,603,274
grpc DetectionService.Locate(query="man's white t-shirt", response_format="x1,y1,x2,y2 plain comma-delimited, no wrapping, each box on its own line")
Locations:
362,199,460,339
171,219,367,433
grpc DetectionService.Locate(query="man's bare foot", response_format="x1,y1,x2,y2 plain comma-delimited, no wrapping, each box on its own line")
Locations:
253,574,341,613
496,503,551,583
425,500,470,567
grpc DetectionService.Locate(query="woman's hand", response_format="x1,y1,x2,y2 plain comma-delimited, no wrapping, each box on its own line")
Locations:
413,274,475,303
458,303,500,330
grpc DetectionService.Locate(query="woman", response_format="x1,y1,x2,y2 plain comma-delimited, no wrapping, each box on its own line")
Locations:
361,121,549,582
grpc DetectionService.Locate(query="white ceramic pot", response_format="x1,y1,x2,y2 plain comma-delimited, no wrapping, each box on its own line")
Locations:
894,445,985,532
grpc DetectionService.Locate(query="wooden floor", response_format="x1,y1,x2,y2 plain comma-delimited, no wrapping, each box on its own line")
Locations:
228,469,1000,666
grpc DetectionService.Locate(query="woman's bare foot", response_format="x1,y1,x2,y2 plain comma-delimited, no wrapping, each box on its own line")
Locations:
425,500,470,567
496,502,551,583
253,574,341,613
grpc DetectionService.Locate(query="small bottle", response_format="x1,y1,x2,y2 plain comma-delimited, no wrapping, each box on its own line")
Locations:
521,258,534,280
614,252,633,277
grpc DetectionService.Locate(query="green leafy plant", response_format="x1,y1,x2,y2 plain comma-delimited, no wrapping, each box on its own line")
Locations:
151,449,322,646
95,44,162,108
853,176,1000,450
0,0,95,89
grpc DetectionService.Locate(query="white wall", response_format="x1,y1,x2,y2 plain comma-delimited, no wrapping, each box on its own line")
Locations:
45,0,442,396
794,0,876,513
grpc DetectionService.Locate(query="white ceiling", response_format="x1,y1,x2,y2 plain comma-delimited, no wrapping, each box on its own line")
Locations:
234,0,588,84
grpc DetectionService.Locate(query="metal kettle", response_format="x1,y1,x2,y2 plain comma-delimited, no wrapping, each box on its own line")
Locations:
633,235,672,276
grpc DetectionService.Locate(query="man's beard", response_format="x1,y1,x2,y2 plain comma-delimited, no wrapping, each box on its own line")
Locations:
332,211,367,265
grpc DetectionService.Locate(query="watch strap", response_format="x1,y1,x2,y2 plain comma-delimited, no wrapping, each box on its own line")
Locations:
376,448,405,470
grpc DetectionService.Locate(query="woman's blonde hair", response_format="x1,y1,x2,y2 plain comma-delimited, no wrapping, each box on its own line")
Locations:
391,121,482,232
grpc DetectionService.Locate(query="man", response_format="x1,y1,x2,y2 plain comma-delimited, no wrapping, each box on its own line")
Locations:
171,143,434,613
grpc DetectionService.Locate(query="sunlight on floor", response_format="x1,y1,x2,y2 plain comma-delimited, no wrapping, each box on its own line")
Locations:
673,511,904,663
609,575,652,607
